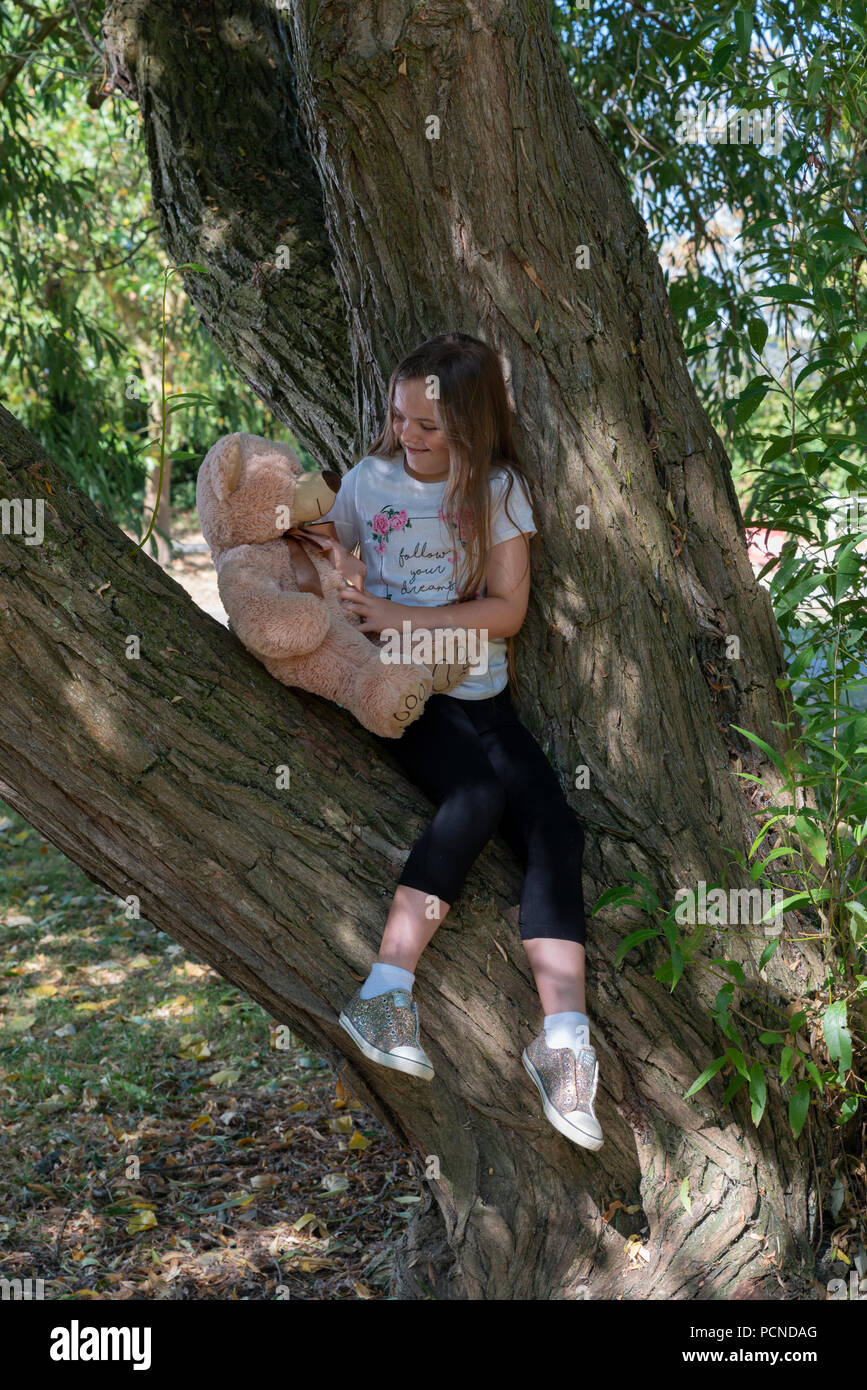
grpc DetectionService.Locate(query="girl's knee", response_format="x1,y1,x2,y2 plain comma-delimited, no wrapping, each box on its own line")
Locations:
526,806,585,864
449,775,506,836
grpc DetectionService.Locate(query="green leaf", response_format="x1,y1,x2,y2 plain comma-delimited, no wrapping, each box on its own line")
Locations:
730,725,789,778
614,928,660,966
748,1063,767,1126
763,284,812,305
804,1060,825,1092
679,1175,692,1213
661,914,678,949
710,37,737,75
758,940,780,971
669,944,685,991
788,1080,811,1138
723,1073,746,1105
813,225,866,253
722,960,746,986
822,1001,853,1075
779,1046,795,1086
734,8,753,55
726,1047,750,1079
624,870,658,911
848,901,867,944
591,884,645,914
792,815,828,867
735,381,770,424
806,58,826,102
747,317,768,353
794,354,838,389
841,1096,859,1123
684,1054,728,1099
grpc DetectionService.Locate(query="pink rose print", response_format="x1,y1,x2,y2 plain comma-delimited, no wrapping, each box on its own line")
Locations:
367,504,413,551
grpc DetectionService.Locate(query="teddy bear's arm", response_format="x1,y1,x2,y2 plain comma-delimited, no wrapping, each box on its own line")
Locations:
218,551,330,658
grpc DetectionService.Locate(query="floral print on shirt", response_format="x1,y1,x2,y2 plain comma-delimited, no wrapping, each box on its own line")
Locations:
364,498,482,599
367,505,411,554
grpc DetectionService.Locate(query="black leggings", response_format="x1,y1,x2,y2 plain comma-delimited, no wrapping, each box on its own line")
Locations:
378,686,586,944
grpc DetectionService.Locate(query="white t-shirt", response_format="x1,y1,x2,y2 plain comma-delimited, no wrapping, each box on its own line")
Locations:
317,452,536,699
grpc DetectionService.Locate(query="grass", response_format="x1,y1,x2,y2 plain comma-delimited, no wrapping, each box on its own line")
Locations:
0,800,418,1300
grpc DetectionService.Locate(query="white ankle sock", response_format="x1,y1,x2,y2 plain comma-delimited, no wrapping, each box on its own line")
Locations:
360,962,415,999
544,1011,590,1054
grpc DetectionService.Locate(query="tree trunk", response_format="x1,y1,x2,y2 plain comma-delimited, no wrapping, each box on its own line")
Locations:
4,0,830,1298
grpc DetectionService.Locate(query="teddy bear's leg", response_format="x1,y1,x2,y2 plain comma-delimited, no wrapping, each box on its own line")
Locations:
427,656,473,694
285,631,431,739
352,658,433,739
364,631,471,698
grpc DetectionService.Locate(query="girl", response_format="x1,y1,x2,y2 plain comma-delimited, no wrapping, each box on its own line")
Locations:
308,332,601,1151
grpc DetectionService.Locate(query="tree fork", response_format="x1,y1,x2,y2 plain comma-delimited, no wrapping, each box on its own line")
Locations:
0,400,825,1300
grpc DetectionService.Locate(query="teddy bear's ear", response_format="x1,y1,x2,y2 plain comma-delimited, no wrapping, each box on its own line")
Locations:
212,435,243,501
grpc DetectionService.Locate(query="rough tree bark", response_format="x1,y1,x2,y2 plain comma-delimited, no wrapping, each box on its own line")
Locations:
0,0,832,1297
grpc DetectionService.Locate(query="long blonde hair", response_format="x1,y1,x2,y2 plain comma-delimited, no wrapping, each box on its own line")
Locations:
367,333,536,689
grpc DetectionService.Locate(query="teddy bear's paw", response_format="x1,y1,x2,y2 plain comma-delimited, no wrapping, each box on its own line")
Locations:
428,659,472,695
392,680,430,728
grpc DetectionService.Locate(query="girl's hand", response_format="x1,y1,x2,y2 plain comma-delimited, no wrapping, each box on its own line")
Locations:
337,584,401,634
312,536,367,591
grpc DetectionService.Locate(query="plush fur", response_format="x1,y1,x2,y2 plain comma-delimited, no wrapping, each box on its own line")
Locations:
196,432,450,737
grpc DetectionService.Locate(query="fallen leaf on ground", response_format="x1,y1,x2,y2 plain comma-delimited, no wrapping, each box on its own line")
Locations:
208,1068,241,1088
127,1208,158,1235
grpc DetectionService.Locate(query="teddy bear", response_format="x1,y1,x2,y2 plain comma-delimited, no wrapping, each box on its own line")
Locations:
196,433,469,737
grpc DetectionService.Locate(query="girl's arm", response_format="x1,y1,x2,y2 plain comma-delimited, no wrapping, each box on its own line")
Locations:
338,533,532,640
302,521,367,589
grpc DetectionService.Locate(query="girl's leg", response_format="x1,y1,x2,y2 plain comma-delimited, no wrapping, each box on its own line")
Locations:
342,694,507,1083
377,884,450,972
373,693,506,971
476,700,602,1146
473,693,588,1014
523,939,586,1015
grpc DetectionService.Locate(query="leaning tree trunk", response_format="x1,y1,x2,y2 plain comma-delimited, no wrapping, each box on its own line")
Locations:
2,0,830,1298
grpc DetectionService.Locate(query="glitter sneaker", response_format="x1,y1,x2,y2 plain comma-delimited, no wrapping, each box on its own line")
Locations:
339,988,434,1082
522,1033,603,1150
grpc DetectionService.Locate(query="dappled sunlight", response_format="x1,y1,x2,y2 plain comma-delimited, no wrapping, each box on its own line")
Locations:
0,804,419,1300
51,675,143,764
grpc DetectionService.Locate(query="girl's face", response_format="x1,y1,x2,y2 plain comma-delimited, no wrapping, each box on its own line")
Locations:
392,378,451,476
